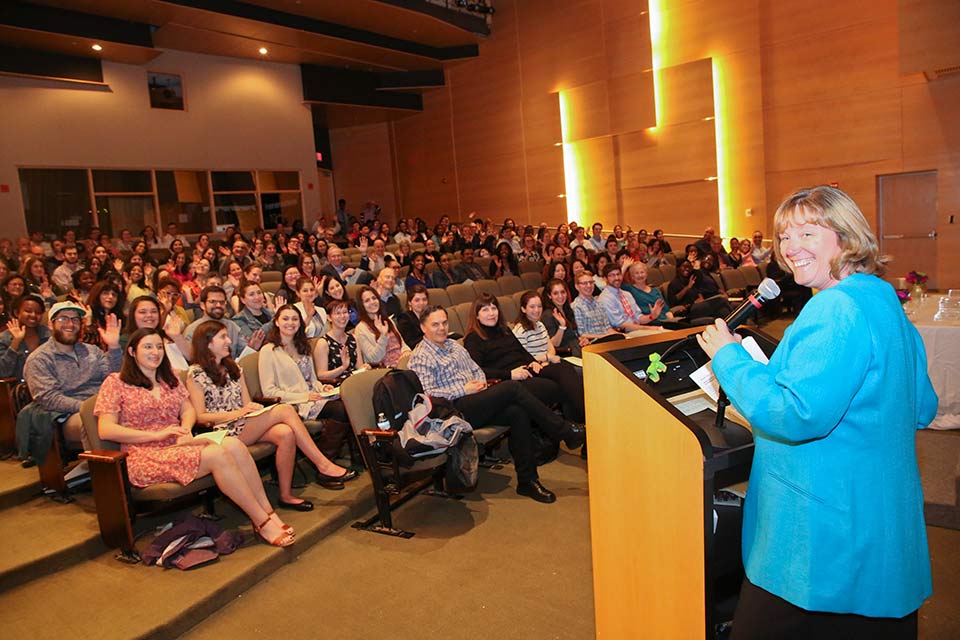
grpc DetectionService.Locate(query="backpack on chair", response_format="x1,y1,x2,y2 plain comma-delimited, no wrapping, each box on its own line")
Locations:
372,369,425,431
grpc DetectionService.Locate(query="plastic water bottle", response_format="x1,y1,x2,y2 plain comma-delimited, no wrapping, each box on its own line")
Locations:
376,412,391,431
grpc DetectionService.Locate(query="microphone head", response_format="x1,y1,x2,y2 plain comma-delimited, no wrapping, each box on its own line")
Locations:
757,277,781,300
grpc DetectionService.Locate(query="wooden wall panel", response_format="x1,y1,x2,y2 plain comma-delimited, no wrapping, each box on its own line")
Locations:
619,121,718,188
607,71,657,134
516,0,608,93
563,80,612,142
391,88,459,219
569,136,618,221
761,21,901,109
760,0,897,47
621,181,719,234
763,88,902,172
657,59,715,127
329,122,399,221
898,0,960,75
603,10,652,80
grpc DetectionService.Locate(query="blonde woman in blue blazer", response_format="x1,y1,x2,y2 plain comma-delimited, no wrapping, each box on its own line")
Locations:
698,186,937,640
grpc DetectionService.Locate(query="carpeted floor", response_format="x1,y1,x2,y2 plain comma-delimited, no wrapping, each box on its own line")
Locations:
184,451,596,640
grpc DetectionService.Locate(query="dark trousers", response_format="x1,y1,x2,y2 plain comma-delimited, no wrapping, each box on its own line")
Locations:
732,579,918,640
454,380,568,483
537,361,584,423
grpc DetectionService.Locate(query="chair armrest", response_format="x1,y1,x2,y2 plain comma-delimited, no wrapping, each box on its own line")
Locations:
361,429,397,440
79,449,128,464
79,449,136,553
555,347,572,357
253,396,280,405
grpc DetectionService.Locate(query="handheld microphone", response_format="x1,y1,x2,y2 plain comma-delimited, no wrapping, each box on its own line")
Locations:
723,278,781,330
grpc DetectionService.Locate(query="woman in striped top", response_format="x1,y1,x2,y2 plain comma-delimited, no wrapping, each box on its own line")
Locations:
512,291,560,364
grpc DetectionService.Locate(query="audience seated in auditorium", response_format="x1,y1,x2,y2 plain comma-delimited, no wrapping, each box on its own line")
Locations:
184,286,258,359
122,295,190,370
456,247,487,282
256,306,360,487
666,260,733,321
623,262,678,328
354,286,410,368
570,271,624,345
405,251,433,290
293,278,327,339
541,278,585,357
430,253,460,289
0,294,49,380
370,267,402,318
409,305,585,504
751,230,771,264
597,263,662,333
19,301,121,468
464,293,585,425
321,276,358,329
322,246,371,287
98,328,296,547
396,284,429,349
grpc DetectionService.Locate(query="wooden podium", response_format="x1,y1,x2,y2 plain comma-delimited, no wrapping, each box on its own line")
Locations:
583,327,778,639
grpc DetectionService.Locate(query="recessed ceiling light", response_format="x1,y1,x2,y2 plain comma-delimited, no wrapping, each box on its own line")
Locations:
91,44,103,51
258,47,268,55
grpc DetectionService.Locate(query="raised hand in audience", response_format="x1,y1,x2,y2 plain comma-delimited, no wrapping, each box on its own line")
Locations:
99,313,121,349
247,327,266,351
6,318,26,342
164,312,185,337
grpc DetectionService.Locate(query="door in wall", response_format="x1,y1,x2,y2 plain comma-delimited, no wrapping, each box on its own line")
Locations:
877,171,938,288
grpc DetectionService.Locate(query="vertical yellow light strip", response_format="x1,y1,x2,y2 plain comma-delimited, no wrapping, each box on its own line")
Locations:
558,90,583,223
647,1,665,129
712,58,730,239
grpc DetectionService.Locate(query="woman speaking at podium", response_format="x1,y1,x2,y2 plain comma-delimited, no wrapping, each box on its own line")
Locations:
697,186,937,640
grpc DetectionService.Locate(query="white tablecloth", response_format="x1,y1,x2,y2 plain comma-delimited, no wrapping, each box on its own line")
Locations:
910,298,960,429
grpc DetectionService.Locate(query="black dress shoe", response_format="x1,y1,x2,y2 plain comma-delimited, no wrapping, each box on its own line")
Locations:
316,468,358,484
516,480,557,504
278,499,314,512
563,423,586,449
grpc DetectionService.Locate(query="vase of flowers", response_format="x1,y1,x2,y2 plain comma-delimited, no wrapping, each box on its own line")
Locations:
906,271,928,300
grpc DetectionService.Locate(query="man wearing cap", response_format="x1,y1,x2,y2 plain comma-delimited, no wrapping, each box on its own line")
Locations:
18,301,121,465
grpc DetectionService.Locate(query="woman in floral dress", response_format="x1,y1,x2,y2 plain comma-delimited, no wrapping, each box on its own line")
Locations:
95,328,294,547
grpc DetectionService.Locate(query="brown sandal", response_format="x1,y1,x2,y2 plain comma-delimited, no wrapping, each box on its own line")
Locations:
267,510,295,535
253,515,295,547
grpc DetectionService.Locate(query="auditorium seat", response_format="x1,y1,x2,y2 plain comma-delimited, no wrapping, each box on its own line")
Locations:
497,295,519,325
737,265,762,287
450,302,474,334
473,279,501,298
446,283,477,306
344,284,364,303
645,267,664,288
718,268,748,298
340,368,507,538
520,272,542,290
498,275,524,295
259,271,282,283
427,287,452,308
519,261,542,274
445,305,466,336
660,264,676,283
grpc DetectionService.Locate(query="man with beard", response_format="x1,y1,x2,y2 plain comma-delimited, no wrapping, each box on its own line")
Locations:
19,300,121,467
184,286,261,359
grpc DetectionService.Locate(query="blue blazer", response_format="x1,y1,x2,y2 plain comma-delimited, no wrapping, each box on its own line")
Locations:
713,273,937,617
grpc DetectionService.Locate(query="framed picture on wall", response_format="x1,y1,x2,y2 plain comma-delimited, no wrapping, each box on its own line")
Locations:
147,71,185,110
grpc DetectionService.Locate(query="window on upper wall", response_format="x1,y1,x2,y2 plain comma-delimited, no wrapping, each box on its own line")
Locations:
18,168,302,240
212,170,259,231
19,169,93,238
156,170,211,235
91,170,155,237
258,170,302,230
